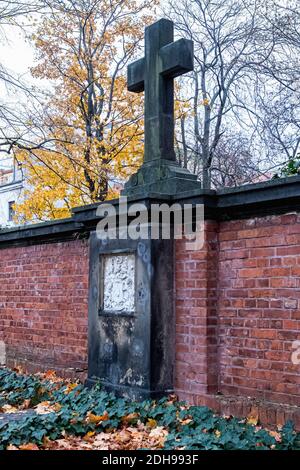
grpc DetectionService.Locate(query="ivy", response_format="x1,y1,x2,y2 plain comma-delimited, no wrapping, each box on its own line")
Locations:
0,368,299,450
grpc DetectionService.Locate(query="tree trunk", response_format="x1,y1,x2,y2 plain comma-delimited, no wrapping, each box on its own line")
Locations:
202,166,211,189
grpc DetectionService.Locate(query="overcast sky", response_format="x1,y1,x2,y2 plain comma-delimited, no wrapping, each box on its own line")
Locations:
0,24,36,169
0,23,34,77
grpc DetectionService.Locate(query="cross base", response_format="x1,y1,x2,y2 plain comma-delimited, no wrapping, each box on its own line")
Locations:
122,160,202,197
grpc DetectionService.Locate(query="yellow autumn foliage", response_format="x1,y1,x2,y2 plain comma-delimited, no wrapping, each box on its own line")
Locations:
15,0,156,222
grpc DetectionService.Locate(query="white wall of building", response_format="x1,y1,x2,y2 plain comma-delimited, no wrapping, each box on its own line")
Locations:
0,168,24,228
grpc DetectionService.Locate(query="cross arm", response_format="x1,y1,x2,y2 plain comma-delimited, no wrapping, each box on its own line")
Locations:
160,38,194,79
127,58,145,92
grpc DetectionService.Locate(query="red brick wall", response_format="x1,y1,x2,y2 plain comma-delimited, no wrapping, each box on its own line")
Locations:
175,222,219,400
0,212,299,427
0,240,89,377
175,215,300,428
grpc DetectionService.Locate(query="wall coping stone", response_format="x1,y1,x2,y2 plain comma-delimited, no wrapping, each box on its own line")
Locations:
1,175,300,247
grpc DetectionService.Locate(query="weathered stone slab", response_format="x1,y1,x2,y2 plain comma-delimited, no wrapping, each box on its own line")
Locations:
102,254,135,314
0,341,6,366
87,234,174,399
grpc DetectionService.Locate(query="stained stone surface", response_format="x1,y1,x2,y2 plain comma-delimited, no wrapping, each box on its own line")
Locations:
0,341,6,366
103,254,135,313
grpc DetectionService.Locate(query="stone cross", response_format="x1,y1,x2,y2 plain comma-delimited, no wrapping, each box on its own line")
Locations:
128,19,194,163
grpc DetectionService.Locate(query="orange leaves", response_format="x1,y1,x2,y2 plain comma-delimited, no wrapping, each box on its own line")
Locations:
43,370,57,380
18,443,40,451
121,412,140,425
38,370,64,385
247,411,259,426
146,418,157,429
86,411,109,425
83,431,96,442
64,383,79,394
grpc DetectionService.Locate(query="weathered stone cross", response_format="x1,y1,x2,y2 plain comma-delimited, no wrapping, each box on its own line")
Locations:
128,19,194,163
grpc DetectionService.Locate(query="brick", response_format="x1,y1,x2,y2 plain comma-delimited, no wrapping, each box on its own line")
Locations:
251,329,277,339
0,240,89,375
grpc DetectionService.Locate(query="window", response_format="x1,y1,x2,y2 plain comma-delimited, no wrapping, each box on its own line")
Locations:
8,201,15,222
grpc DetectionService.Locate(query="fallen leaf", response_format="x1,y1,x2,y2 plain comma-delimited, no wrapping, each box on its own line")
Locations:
35,401,61,415
54,439,74,450
42,436,52,449
64,383,79,394
83,431,95,441
121,412,139,425
149,426,168,448
115,430,131,443
215,430,221,438
149,426,167,438
38,370,63,384
247,413,259,426
180,418,193,426
19,443,39,451
86,411,109,424
269,430,282,443
1,404,18,414
91,433,111,450
147,418,157,428
44,370,57,380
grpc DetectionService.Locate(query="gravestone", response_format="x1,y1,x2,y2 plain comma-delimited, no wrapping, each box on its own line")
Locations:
87,19,200,398
87,235,174,398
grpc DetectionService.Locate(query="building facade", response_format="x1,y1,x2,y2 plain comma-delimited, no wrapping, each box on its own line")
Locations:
0,165,24,227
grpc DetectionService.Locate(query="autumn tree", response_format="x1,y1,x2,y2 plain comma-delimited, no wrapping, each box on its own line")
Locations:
15,0,154,221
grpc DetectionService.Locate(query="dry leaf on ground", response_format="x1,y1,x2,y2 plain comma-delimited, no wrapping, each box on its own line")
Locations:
86,411,109,425
35,401,61,415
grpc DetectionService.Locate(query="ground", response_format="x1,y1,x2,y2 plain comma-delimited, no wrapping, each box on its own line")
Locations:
0,367,299,451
